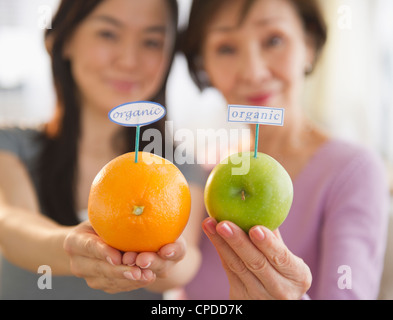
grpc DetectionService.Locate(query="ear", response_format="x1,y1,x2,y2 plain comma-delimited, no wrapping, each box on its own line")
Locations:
304,33,317,75
45,32,54,57
45,31,73,61
62,38,73,60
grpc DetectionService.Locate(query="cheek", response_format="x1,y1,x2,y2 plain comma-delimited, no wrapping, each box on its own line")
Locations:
205,61,236,95
141,53,171,95
71,45,111,87
275,46,307,89
289,42,308,77
145,54,167,77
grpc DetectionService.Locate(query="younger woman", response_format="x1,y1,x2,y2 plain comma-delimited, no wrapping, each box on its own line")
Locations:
0,0,204,299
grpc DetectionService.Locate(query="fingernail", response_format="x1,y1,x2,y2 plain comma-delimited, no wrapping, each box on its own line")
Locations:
140,261,152,269
252,227,265,241
220,223,234,238
142,269,154,281
204,219,216,235
124,271,136,281
106,256,115,266
165,251,175,258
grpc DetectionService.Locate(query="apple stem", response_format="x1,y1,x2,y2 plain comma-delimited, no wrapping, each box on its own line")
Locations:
241,190,246,201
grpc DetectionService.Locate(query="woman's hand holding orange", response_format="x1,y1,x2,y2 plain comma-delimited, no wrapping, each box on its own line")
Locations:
202,218,312,300
63,221,186,294
122,236,187,280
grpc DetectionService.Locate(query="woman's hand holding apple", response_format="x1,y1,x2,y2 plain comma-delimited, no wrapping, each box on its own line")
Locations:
202,217,312,300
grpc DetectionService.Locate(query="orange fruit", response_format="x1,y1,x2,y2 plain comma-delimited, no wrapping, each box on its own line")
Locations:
88,152,191,252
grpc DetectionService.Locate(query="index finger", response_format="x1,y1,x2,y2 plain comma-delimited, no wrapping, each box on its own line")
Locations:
215,221,282,286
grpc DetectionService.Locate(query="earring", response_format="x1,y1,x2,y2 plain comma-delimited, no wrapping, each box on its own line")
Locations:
305,62,314,75
197,69,211,88
194,56,211,88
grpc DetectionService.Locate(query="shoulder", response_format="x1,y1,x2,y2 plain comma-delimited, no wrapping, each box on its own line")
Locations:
308,139,386,185
0,125,43,148
298,138,389,211
322,139,386,184
0,125,44,165
318,139,389,212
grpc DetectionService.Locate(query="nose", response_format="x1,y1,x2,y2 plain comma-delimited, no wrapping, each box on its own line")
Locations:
116,42,139,71
238,43,271,84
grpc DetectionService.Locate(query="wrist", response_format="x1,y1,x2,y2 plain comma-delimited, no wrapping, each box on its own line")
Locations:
46,225,74,275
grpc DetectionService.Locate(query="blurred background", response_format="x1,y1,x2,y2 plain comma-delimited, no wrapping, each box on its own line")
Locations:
1,0,393,297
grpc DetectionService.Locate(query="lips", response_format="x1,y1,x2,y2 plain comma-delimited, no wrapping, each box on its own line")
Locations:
246,93,273,106
108,79,138,93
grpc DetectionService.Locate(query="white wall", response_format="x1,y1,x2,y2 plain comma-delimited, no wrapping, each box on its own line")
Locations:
0,0,58,126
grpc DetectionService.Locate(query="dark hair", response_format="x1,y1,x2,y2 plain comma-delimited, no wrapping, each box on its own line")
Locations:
181,0,327,90
37,0,178,226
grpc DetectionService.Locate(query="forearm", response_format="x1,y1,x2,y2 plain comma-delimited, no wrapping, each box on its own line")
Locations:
0,205,73,275
147,244,202,293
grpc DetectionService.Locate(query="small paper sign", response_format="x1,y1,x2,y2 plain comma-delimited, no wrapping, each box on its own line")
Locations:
108,101,166,163
228,105,284,126
108,101,166,127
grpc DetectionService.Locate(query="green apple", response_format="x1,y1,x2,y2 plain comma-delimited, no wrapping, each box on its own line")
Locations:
204,152,293,232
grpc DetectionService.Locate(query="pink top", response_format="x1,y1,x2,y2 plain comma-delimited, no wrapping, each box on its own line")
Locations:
185,139,390,300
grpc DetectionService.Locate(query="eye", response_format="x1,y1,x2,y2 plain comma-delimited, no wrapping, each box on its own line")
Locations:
217,45,236,55
265,36,283,48
143,39,164,50
97,30,117,40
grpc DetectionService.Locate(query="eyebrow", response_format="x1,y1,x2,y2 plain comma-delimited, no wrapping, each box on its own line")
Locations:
90,15,167,33
209,17,285,33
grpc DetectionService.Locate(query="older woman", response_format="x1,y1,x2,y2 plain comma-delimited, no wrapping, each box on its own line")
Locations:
182,0,389,300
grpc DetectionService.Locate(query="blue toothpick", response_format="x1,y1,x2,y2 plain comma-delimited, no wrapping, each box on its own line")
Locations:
254,124,260,159
135,125,141,163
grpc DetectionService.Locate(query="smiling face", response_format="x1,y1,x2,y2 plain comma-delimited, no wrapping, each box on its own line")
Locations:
201,0,314,112
63,0,175,114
